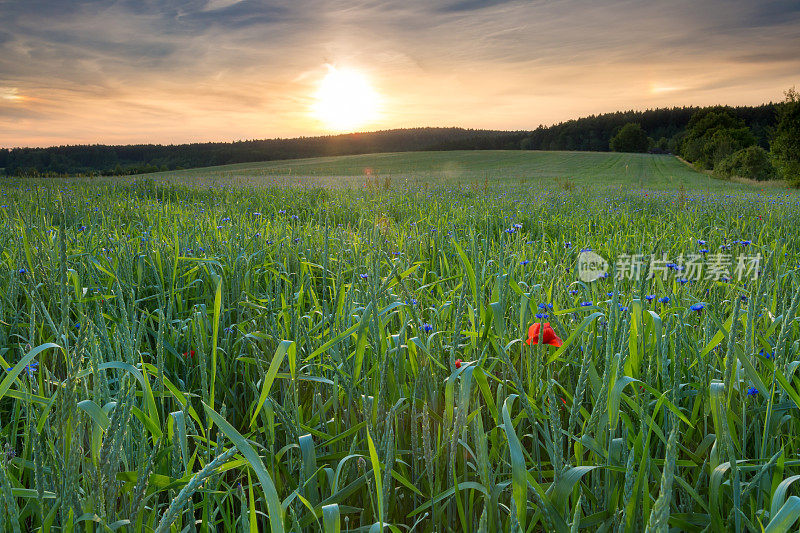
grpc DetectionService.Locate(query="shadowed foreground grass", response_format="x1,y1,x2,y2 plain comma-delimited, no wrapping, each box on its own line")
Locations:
0,171,799,532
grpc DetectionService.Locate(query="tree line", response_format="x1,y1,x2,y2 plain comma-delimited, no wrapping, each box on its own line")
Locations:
0,128,525,178
1,99,796,184
604,88,799,185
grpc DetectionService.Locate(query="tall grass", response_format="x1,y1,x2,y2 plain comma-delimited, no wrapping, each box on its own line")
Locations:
0,176,799,531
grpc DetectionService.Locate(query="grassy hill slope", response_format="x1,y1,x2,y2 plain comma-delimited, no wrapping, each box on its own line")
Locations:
142,150,757,190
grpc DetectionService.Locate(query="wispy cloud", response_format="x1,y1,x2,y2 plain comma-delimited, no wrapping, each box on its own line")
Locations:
0,0,798,147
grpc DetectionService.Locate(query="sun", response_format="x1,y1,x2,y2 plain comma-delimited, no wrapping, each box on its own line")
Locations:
312,66,380,131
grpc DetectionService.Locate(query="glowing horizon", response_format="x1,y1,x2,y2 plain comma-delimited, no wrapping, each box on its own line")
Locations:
1,0,798,149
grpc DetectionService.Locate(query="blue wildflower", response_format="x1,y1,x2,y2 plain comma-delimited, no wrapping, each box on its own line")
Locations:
581,301,592,307
535,312,549,319
746,387,759,397
659,296,670,304
690,303,705,312
421,323,433,333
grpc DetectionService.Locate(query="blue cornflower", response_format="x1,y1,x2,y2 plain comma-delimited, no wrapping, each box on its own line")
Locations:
746,387,759,396
18,268,27,275
759,349,773,359
698,239,706,245
538,303,553,310
690,303,705,313
645,295,655,301
6,361,38,377
359,273,368,279
581,301,593,307
565,241,572,249
659,296,670,304
421,323,433,333
535,312,549,319
520,260,530,266
678,278,689,285
569,289,579,295
699,249,709,254
407,298,418,306
619,306,628,312
580,247,592,252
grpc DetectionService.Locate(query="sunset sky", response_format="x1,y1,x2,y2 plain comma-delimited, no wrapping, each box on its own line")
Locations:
1,0,799,148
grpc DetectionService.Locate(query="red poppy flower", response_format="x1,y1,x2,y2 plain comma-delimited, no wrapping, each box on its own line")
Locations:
526,322,563,347
455,359,462,369
183,350,195,358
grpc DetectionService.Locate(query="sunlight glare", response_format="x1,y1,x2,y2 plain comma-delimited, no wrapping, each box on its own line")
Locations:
312,66,379,131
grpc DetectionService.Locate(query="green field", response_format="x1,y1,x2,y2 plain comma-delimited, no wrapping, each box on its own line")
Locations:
145,150,758,190
1,151,799,532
